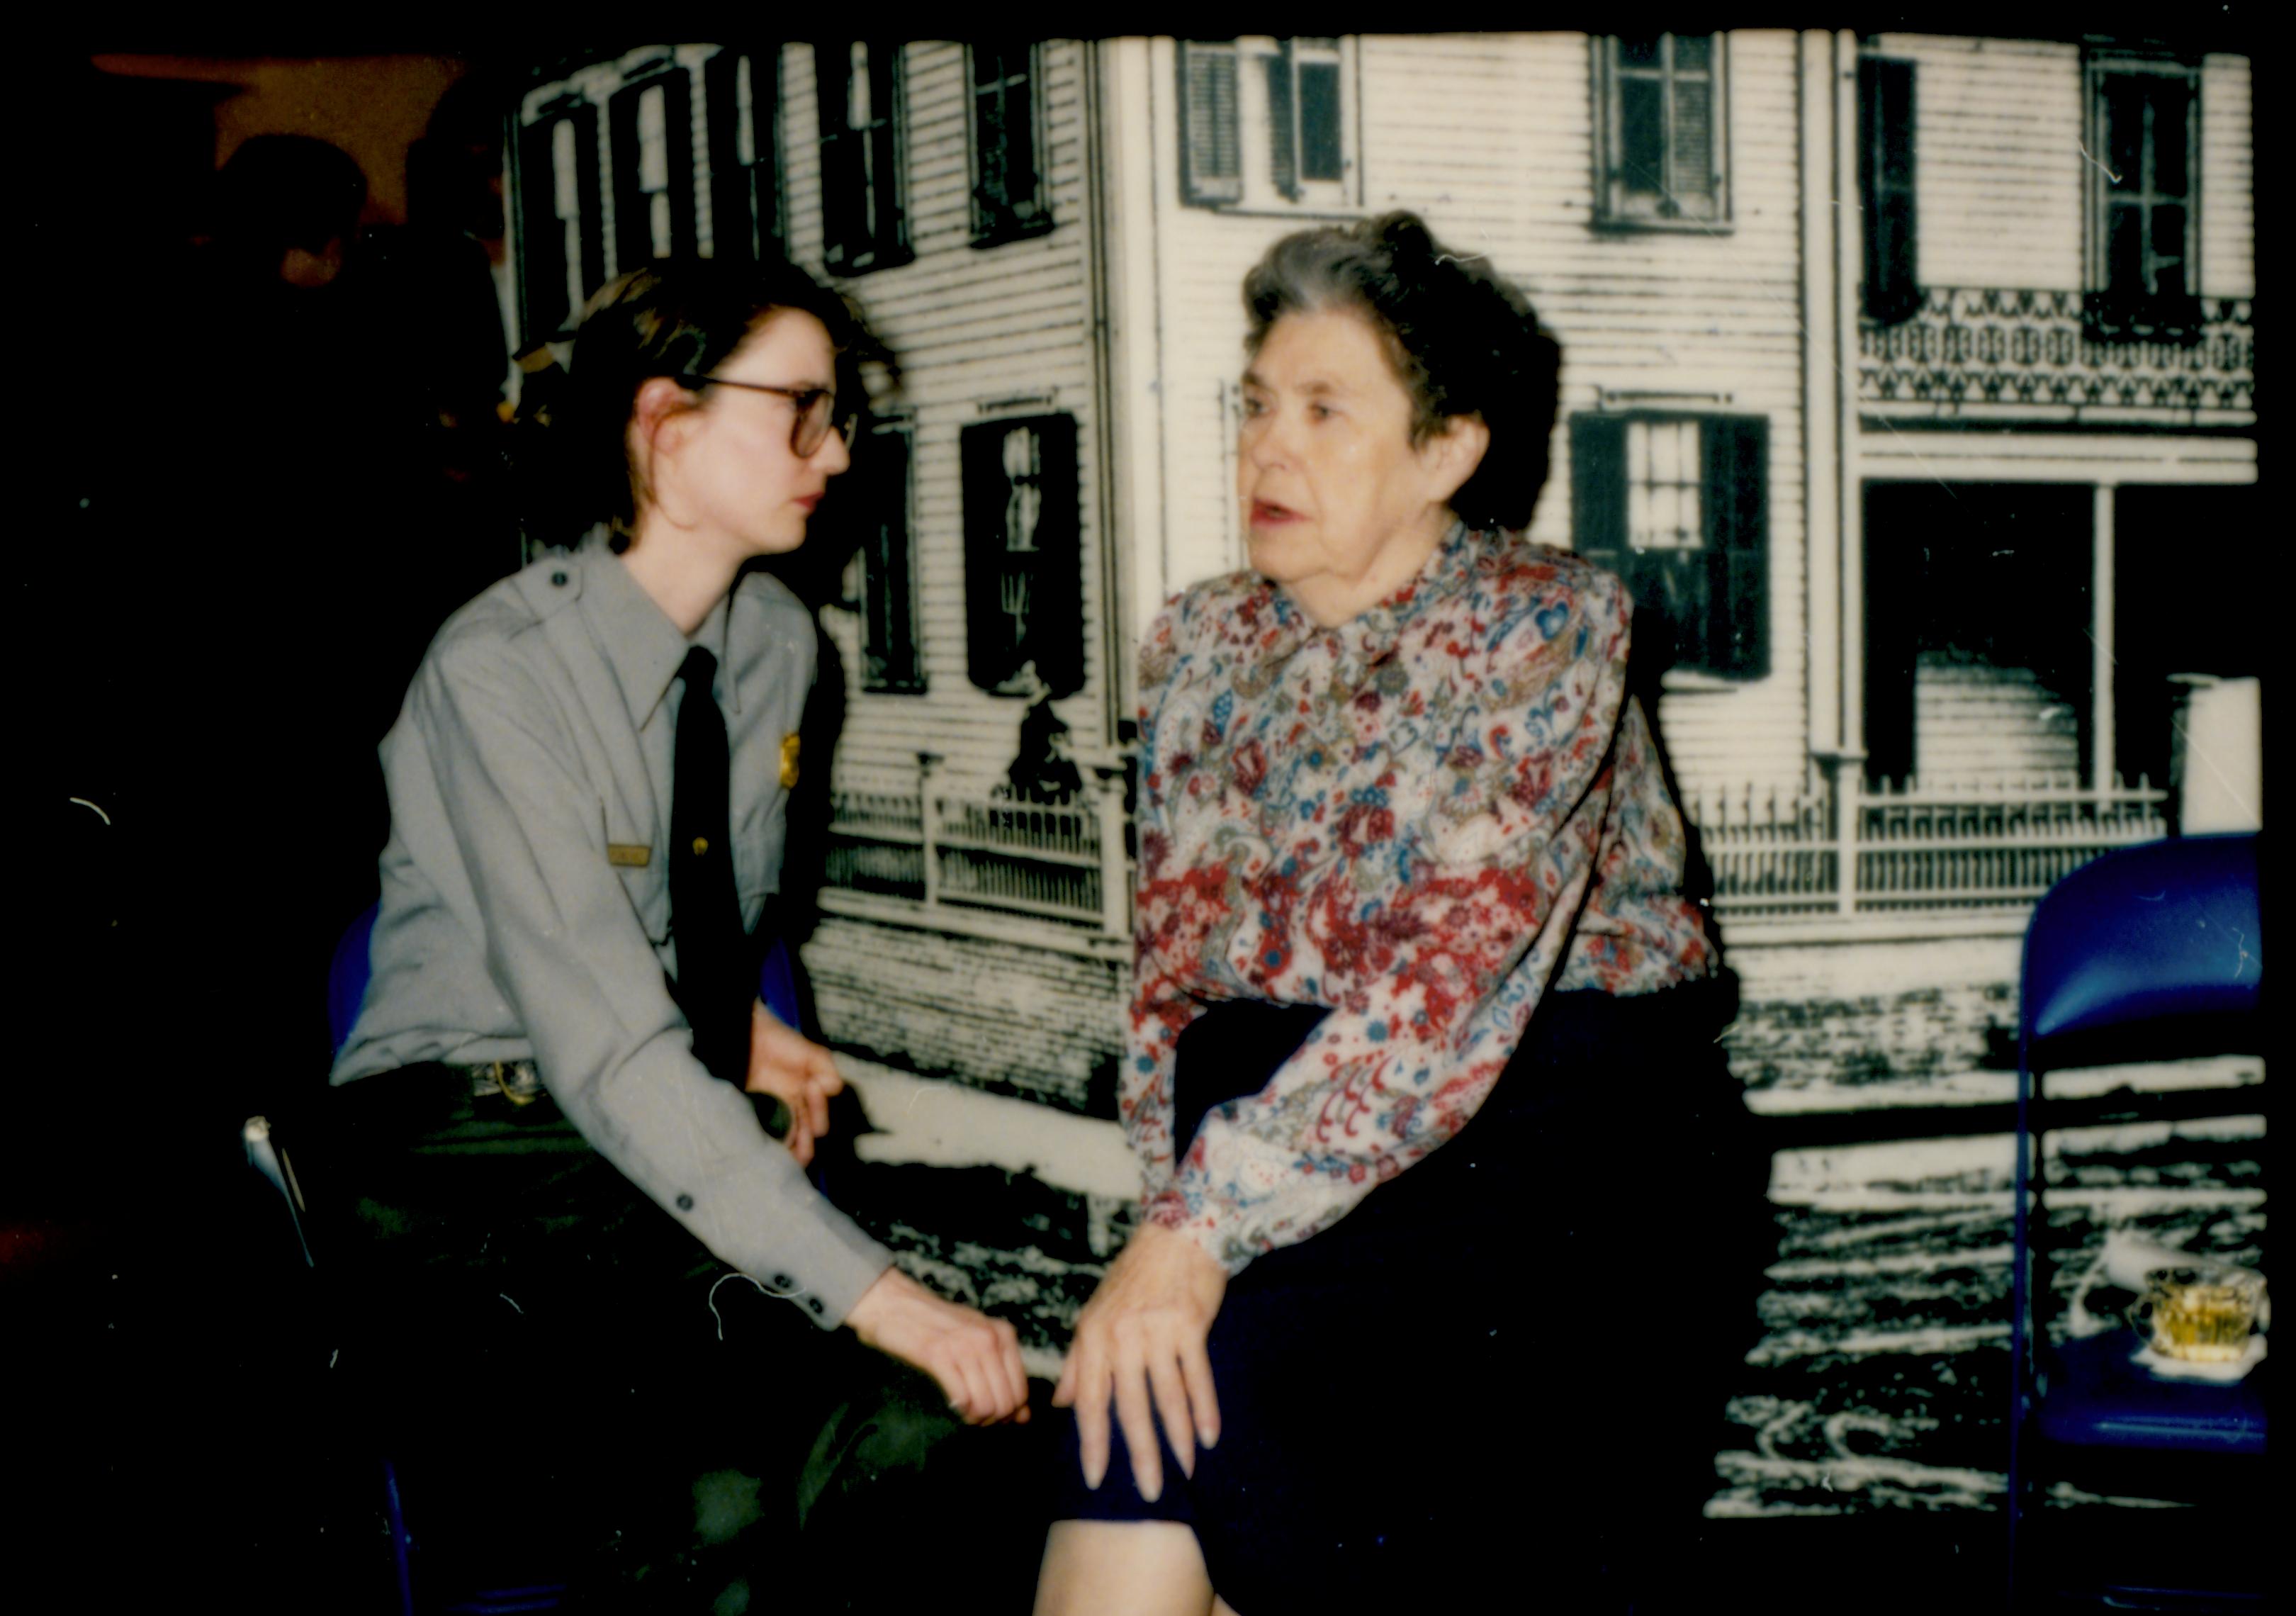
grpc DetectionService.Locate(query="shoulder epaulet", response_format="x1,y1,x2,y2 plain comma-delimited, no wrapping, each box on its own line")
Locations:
505,549,587,624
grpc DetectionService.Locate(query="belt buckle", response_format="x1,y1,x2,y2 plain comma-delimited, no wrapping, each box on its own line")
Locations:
478,1060,542,1107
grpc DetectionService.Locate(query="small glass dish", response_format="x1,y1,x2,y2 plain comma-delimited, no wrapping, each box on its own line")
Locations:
2140,1264,2265,1363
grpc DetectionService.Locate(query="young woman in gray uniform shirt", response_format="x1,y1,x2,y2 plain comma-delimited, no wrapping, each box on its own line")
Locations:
327,259,1029,1602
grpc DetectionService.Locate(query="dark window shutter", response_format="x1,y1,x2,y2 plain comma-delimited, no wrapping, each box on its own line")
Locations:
862,423,921,692
663,73,697,255
609,88,643,269
1179,41,1242,205
517,116,570,340
815,46,862,270
962,420,1017,692
1266,48,1299,199
704,52,752,263
1858,56,1919,324
1701,415,1769,678
866,47,907,262
1299,59,1344,181
1570,413,1630,578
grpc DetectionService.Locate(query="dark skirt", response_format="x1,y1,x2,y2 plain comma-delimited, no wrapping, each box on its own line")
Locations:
1049,975,1765,1615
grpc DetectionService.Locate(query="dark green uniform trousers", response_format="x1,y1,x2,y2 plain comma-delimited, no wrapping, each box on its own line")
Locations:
314,1069,1046,1611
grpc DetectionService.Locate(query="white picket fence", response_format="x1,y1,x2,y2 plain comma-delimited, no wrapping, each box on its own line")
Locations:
826,756,1131,939
1687,773,2171,916
831,762,2170,934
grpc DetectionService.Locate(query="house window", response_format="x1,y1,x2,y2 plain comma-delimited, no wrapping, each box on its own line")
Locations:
1570,413,1769,679
1858,55,1920,324
2087,55,2200,337
967,43,1050,245
517,101,603,342
857,417,922,692
1266,37,1345,199
705,47,783,262
962,414,1083,697
816,41,911,274
1594,33,1728,226
1179,37,1356,209
609,71,696,272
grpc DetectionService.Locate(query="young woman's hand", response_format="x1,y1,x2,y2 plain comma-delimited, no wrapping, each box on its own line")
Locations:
845,1267,1032,1425
743,1001,843,1165
1052,1223,1227,1503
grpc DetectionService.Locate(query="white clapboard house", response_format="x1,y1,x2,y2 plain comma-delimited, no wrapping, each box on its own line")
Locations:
502,33,2256,1271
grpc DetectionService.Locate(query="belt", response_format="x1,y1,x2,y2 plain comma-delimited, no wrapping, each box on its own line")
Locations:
451,1057,548,1106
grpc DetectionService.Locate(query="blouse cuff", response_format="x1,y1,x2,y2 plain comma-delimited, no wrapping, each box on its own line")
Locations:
1144,1186,1256,1275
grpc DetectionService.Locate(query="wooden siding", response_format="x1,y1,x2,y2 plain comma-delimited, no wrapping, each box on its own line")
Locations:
1872,37,2253,301
777,43,1115,799
1872,35,2086,294
1912,658,2081,785
1132,32,1813,804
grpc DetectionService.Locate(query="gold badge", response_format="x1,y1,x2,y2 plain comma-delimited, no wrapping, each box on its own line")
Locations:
780,731,801,790
607,843,652,868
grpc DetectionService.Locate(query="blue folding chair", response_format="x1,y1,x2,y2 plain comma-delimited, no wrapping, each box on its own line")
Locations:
2007,834,2267,1610
254,902,821,1612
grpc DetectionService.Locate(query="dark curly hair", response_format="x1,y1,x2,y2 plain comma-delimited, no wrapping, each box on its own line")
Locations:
1242,211,1562,532
562,256,885,548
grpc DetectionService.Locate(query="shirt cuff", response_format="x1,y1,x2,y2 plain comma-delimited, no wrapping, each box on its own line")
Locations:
750,1200,894,1330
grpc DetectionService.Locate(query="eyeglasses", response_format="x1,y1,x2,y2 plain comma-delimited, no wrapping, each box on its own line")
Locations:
678,374,859,456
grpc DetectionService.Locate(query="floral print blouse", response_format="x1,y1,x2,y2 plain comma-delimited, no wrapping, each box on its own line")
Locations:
1126,522,1716,1272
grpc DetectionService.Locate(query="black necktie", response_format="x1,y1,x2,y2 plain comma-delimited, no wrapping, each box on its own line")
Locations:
668,646,751,1085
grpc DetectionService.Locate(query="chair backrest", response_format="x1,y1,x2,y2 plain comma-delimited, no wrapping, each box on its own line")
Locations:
328,900,382,1058
2020,834,2262,1072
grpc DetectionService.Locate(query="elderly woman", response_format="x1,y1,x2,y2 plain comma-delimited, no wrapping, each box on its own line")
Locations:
1036,214,1748,1614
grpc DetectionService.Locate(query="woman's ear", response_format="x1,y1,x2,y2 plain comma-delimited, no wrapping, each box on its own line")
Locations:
631,375,697,459
1424,413,1492,507
628,376,700,522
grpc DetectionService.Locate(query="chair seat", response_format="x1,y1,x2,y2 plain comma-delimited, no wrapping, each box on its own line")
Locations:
2037,1330,2267,1455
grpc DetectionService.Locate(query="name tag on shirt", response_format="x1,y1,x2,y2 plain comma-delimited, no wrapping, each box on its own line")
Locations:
607,843,652,868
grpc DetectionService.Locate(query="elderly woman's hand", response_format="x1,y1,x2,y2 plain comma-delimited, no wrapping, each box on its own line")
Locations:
1052,1222,1228,1503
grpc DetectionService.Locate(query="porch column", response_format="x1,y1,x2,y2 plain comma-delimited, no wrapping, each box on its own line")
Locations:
917,752,943,913
1091,761,1130,942
1801,28,1845,756
1833,29,1866,761
2090,484,2115,792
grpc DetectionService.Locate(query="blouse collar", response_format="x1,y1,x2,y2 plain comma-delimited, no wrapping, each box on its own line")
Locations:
1251,518,1481,675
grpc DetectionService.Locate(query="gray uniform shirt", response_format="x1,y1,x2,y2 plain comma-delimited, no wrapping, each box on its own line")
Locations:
332,540,891,1328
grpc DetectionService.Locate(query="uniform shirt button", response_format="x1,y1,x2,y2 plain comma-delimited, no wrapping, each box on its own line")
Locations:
807,1298,826,1315
675,1194,694,1211
551,571,568,587
771,1274,794,1290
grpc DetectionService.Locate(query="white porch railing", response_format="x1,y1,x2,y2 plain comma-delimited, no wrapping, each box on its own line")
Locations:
824,754,1132,941
1687,771,2171,918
